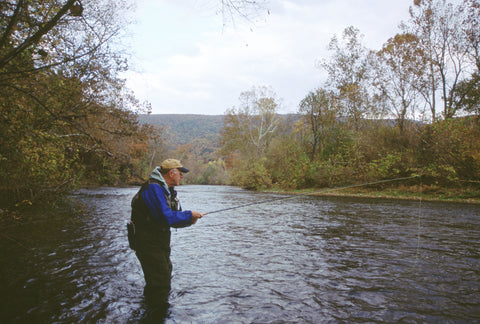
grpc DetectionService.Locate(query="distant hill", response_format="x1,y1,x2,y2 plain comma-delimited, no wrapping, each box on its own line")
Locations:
138,114,224,146
137,113,303,149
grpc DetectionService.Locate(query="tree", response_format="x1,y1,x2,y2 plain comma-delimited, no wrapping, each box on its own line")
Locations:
298,88,338,160
452,73,480,116
0,0,155,206
220,86,281,157
219,86,281,189
0,0,78,70
405,0,476,119
217,0,269,26
320,26,372,131
452,0,480,116
463,0,480,70
373,33,427,131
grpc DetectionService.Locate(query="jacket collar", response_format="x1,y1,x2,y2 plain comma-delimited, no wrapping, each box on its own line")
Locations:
149,167,171,196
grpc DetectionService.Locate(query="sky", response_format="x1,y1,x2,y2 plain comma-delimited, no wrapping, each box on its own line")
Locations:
123,0,414,115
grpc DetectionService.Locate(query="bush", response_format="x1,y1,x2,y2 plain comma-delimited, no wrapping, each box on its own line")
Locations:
230,158,272,190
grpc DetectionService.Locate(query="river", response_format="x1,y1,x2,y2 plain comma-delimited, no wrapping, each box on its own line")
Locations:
0,185,479,323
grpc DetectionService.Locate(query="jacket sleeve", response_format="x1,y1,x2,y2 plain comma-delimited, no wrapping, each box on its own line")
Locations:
142,183,193,228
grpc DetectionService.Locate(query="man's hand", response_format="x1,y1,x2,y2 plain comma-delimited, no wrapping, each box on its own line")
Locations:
191,211,205,224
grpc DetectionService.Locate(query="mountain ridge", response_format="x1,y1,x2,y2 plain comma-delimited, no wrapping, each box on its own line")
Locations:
138,114,224,146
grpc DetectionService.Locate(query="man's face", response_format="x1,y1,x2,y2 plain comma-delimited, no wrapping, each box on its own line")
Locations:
168,168,184,187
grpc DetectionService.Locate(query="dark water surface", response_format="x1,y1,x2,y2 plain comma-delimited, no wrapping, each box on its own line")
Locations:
1,185,479,323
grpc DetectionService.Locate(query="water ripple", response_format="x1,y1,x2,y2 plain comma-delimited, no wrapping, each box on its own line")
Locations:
0,185,479,323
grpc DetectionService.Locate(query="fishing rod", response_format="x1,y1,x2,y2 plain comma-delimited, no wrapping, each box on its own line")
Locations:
203,175,420,215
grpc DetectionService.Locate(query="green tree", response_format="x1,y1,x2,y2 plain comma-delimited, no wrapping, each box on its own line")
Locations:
298,88,338,160
453,73,480,116
230,157,272,190
419,118,480,184
319,26,373,169
320,26,372,130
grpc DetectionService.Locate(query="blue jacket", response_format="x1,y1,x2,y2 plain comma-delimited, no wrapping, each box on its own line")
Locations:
141,166,193,228
142,182,193,228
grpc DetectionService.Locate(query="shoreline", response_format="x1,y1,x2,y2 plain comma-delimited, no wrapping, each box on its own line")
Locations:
78,183,480,205
95,183,480,205
263,187,480,205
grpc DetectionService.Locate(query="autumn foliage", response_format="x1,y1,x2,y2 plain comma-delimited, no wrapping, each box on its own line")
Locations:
0,0,159,208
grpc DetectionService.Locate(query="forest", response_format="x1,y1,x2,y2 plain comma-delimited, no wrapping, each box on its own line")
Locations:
1,0,479,212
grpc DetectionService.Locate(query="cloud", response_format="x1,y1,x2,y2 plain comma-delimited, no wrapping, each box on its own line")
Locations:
124,0,411,115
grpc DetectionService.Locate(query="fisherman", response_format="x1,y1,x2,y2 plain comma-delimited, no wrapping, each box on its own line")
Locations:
130,159,204,318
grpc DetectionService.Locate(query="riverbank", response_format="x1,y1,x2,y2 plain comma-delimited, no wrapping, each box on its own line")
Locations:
265,184,480,204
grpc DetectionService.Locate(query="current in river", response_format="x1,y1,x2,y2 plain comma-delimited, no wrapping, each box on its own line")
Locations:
0,185,479,323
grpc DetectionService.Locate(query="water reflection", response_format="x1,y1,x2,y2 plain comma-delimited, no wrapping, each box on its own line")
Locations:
0,185,479,323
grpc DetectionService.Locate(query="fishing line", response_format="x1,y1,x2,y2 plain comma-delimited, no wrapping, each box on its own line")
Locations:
203,174,426,271
414,175,423,268
204,175,420,215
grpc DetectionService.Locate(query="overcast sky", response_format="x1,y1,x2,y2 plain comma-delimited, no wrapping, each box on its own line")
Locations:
123,0,413,115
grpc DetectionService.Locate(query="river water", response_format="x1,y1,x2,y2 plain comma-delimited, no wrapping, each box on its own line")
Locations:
0,185,479,323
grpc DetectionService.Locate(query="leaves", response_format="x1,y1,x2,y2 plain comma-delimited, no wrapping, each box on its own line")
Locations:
0,0,158,207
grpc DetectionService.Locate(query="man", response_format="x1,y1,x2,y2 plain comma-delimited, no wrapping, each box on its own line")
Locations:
130,159,204,316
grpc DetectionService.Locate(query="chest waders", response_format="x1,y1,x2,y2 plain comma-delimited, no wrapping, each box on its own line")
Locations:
129,180,180,304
